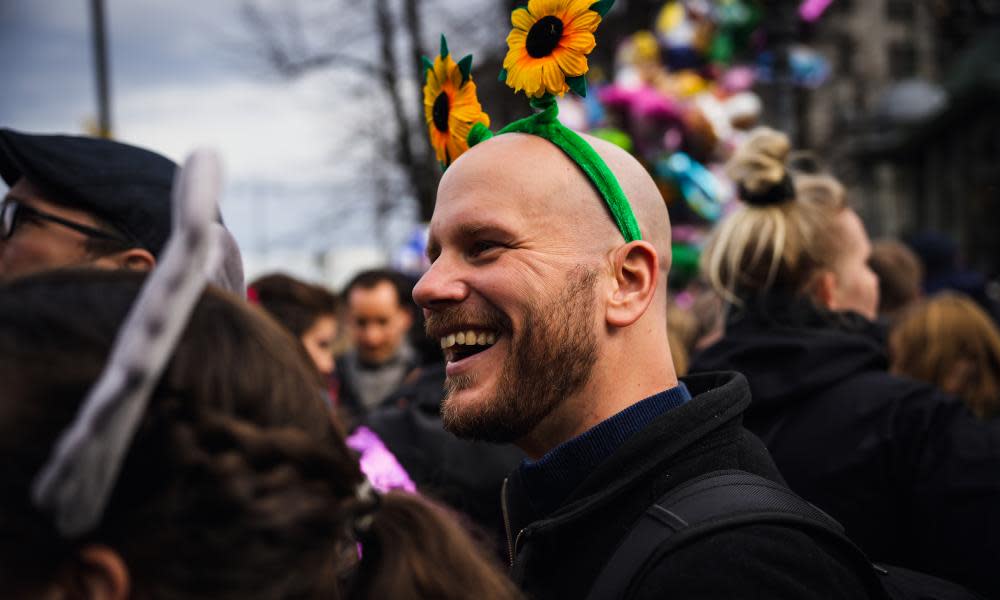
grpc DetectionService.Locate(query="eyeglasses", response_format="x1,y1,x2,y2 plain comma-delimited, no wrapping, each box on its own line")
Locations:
1,197,132,244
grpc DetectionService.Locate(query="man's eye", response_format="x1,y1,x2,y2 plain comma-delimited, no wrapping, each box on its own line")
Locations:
469,240,501,257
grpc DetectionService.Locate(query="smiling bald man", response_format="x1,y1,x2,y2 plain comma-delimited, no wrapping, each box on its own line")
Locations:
413,133,875,599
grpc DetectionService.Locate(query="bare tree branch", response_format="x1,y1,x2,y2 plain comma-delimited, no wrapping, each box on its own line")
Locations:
241,0,385,78
238,0,506,224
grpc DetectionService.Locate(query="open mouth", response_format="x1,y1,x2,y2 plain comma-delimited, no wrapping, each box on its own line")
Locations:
440,329,498,363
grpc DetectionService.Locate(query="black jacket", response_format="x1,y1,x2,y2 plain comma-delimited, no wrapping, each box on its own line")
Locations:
502,371,873,599
365,365,525,557
691,298,1000,598
334,349,419,427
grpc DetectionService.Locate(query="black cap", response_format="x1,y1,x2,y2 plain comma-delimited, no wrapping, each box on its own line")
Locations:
0,128,177,257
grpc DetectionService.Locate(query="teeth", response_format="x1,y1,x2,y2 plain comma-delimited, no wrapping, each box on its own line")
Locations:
439,330,498,350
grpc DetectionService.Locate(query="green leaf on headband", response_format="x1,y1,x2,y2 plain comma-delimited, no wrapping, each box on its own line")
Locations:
498,68,508,82
468,122,494,147
440,34,449,59
458,54,473,85
590,0,615,17
421,56,434,75
568,75,588,97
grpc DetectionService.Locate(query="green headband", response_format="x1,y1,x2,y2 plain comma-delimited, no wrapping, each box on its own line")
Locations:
468,96,641,243
422,0,642,243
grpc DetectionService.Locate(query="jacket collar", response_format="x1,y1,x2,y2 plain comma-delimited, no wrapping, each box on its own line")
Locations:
503,371,751,539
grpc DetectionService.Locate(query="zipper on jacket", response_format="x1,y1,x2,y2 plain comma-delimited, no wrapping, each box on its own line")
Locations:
500,477,523,568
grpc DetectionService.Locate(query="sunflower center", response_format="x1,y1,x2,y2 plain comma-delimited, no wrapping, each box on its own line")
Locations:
432,92,450,132
526,15,564,58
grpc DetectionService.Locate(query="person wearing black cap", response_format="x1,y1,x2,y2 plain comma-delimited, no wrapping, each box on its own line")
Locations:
0,128,245,293
0,128,175,278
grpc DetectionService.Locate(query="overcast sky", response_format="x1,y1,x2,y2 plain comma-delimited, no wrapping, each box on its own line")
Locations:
0,0,499,281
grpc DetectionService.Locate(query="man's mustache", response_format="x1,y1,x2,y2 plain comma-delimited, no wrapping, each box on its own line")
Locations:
425,306,511,339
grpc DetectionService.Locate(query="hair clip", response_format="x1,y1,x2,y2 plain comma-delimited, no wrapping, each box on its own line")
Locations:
32,149,224,537
738,173,796,207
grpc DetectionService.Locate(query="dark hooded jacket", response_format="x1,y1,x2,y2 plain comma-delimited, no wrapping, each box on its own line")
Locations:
691,297,1000,598
502,371,872,599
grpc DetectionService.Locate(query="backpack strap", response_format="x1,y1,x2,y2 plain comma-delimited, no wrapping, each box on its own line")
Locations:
585,469,888,600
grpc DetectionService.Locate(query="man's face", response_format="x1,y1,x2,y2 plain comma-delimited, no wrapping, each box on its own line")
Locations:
0,179,100,279
413,138,606,443
347,281,412,365
433,266,599,443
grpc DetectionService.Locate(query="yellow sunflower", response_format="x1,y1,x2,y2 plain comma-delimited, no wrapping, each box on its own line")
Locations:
502,0,609,98
423,40,491,168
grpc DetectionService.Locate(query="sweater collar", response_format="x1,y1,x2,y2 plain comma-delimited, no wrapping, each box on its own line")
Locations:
517,383,691,518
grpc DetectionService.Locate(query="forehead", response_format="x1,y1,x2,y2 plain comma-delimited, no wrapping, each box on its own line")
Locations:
348,281,400,313
428,153,572,245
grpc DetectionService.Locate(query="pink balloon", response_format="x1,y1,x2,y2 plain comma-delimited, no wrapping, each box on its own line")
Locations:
799,0,835,22
721,66,756,93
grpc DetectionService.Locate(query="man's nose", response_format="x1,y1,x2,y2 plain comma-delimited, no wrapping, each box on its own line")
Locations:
413,253,469,310
357,324,383,344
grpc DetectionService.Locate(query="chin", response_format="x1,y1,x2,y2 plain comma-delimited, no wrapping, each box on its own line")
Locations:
443,372,493,411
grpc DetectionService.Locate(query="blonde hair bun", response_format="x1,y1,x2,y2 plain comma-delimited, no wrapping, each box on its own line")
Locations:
726,127,793,204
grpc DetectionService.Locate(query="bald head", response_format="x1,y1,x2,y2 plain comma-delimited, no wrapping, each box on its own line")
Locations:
441,132,672,274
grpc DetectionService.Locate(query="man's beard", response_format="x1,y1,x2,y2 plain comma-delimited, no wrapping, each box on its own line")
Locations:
437,267,600,443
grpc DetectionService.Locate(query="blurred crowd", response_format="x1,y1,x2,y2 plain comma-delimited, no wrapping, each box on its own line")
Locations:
2,118,999,599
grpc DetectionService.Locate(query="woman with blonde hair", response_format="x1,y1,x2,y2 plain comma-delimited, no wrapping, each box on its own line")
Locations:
890,292,1000,420
690,127,1000,597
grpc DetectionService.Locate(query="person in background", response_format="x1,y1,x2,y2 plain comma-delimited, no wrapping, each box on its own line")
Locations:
691,127,1000,596
248,273,340,403
249,278,417,501
666,280,725,366
890,292,1000,421
0,269,521,600
338,269,418,420
869,238,924,324
665,299,695,375
0,128,244,293
907,231,1000,324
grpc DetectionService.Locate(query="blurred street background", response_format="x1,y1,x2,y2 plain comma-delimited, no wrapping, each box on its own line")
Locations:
2,0,998,289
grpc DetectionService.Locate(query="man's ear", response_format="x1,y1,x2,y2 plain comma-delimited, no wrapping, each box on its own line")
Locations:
55,545,130,600
813,270,837,311
606,240,659,328
94,248,156,272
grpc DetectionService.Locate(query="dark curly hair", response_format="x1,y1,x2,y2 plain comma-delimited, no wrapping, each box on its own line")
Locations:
0,270,520,600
